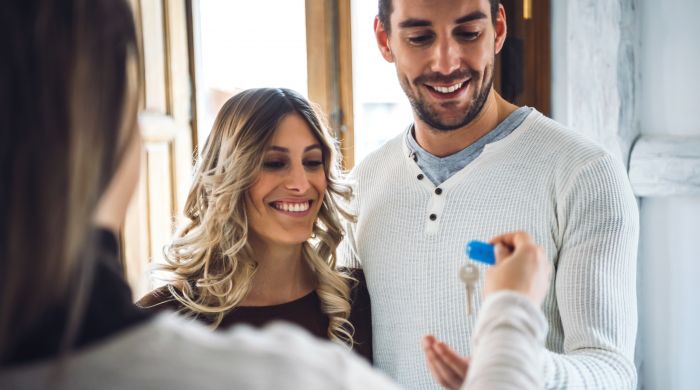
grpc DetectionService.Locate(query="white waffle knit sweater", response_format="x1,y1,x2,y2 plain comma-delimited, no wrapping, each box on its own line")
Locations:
339,110,639,389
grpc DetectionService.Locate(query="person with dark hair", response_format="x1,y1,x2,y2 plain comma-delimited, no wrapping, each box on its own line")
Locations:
339,0,639,388
0,0,552,388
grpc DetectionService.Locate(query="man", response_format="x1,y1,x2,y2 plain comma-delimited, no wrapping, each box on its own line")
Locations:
339,0,639,388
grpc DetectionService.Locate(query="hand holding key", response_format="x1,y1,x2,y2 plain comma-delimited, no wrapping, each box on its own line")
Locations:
429,231,552,390
460,233,551,314
486,231,552,306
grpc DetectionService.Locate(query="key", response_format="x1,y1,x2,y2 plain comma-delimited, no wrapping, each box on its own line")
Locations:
459,263,480,315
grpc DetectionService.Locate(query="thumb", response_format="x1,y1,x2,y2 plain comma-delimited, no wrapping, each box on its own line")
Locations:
494,243,509,263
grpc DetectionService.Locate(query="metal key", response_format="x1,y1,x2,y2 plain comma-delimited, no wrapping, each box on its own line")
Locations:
459,263,480,315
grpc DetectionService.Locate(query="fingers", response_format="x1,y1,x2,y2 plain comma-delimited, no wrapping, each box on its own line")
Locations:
422,336,468,390
485,230,551,304
425,347,462,389
489,230,531,250
493,243,511,263
435,342,470,375
490,231,542,264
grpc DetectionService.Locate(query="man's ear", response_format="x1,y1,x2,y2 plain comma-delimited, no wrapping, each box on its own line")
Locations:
494,4,507,54
374,16,394,63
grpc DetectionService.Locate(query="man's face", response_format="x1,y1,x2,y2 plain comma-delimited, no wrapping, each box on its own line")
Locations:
375,0,506,131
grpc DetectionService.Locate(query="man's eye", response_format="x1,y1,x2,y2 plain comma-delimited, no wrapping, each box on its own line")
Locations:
408,35,434,45
262,161,286,170
456,31,480,41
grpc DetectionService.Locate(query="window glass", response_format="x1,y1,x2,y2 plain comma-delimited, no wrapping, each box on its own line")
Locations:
351,0,412,165
195,1,308,150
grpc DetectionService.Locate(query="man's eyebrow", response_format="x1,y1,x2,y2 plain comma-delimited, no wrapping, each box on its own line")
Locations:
397,11,487,29
455,11,488,24
398,18,432,29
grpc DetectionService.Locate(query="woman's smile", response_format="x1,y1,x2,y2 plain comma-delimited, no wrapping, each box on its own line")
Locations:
269,198,314,216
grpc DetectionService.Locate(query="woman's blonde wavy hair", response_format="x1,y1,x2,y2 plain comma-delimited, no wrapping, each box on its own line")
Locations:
160,88,356,345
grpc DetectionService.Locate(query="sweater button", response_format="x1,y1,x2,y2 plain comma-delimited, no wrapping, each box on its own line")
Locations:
417,174,424,180
429,214,437,221
435,188,443,195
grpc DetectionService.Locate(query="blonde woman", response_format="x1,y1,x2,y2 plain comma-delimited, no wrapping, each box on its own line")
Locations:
137,88,372,361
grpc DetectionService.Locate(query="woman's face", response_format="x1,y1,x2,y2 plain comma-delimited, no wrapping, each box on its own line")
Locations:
245,113,327,248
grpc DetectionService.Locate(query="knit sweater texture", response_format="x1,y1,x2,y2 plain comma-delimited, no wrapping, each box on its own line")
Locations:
339,109,639,389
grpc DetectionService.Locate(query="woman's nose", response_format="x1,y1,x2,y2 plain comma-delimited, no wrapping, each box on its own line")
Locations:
284,163,311,193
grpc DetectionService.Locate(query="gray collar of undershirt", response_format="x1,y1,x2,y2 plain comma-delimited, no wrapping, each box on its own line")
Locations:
405,106,532,186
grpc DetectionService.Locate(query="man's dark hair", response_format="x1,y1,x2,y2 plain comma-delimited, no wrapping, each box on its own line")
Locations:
378,0,500,34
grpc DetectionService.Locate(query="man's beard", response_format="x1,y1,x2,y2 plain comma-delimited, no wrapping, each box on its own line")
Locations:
401,64,494,132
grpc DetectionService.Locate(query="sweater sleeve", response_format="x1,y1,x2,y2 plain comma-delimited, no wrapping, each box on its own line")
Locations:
463,291,548,390
545,153,639,388
219,321,400,389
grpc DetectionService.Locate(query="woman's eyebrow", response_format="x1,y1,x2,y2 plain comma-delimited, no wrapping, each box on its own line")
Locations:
266,144,322,153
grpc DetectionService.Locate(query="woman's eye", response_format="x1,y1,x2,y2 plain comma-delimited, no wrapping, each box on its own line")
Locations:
304,160,324,170
408,34,434,46
262,160,286,170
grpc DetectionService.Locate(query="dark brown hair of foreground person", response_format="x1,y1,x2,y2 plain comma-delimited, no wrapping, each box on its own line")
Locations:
0,0,138,363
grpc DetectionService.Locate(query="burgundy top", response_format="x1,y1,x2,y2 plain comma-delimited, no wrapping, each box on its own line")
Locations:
137,270,373,363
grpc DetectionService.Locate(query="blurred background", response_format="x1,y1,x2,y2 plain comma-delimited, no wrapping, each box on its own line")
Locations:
121,1,699,388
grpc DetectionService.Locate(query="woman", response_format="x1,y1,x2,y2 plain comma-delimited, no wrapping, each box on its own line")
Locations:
137,88,372,360
0,0,551,388
0,1,389,387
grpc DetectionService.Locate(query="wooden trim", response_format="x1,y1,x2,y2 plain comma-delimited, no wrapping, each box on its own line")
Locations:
163,0,195,224
140,0,168,113
306,1,333,119
305,0,355,169
337,0,355,169
531,0,550,116
185,0,199,154
498,0,550,116
162,0,174,117
123,0,195,297
129,0,147,110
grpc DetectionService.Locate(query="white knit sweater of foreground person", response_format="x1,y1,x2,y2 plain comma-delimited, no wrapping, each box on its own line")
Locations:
0,292,546,390
339,109,640,389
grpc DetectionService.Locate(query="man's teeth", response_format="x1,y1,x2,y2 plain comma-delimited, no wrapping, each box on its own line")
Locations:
431,82,464,94
273,201,310,212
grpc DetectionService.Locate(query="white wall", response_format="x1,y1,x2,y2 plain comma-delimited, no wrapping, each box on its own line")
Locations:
637,0,700,388
551,0,700,388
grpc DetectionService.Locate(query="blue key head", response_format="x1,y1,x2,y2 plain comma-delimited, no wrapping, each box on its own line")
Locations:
465,240,496,265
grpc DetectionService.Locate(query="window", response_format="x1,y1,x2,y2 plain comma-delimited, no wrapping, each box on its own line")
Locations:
193,0,309,150
350,0,412,165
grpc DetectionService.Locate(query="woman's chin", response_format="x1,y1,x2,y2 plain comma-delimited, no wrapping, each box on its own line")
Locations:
271,230,317,247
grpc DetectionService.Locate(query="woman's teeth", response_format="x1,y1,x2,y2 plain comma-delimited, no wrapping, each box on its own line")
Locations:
272,201,311,212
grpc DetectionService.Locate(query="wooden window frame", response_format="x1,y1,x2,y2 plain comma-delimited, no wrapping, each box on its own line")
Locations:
305,0,355,169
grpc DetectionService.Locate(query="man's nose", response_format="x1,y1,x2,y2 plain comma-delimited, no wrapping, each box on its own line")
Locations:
430,37,461,76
